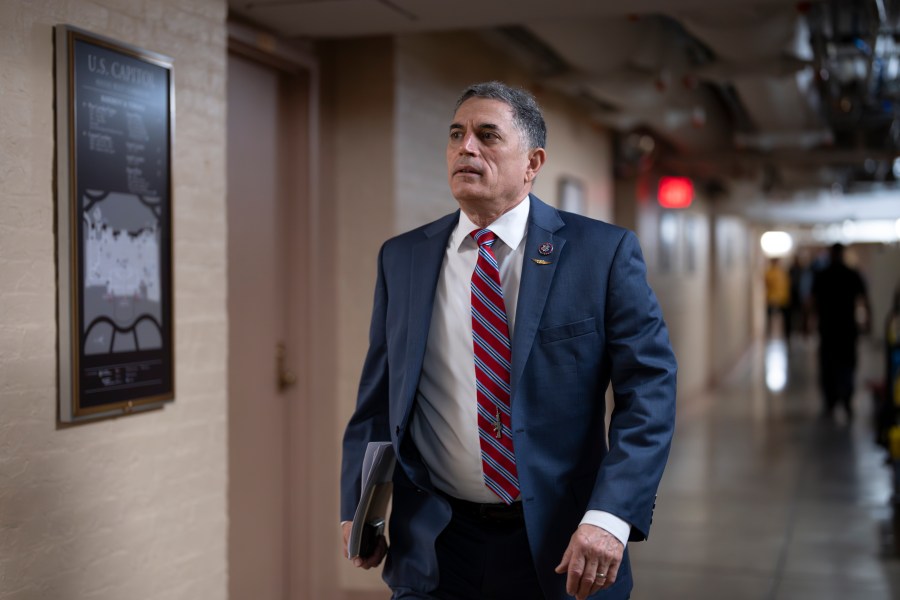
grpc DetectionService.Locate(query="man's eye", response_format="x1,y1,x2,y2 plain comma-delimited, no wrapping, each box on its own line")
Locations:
481,132,497,140
450,131,462,140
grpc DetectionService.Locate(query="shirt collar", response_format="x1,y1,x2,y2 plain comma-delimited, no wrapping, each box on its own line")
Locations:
452,195,531,252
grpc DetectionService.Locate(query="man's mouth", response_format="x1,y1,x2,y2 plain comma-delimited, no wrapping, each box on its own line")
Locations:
455,166,482,176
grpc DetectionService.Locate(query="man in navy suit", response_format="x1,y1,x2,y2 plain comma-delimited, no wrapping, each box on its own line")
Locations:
341,81,676,600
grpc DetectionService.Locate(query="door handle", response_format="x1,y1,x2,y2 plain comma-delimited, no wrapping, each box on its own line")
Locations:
277,343,297,392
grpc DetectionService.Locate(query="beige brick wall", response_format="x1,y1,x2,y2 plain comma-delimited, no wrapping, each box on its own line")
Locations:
0,1,228,598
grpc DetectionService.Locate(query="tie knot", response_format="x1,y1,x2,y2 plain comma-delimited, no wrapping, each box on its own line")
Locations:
471,228,497,248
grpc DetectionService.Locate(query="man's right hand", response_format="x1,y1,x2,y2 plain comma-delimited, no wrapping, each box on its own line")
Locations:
342,521,388,569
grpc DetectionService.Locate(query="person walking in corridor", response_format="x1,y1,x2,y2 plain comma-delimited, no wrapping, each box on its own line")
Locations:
788,253,813,339
764,257,791,340
340,81,677,600
811,243,871,420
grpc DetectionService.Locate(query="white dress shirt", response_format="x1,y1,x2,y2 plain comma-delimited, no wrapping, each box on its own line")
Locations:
410,197,630,547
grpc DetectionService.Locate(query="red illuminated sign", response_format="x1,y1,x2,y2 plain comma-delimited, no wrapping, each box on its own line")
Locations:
658,177,693,209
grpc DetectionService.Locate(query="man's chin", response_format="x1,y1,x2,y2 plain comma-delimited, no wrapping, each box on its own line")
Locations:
450,183,487,203
451,190,491,206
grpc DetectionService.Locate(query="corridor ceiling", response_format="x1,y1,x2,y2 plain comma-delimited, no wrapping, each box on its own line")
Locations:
229,0,900,226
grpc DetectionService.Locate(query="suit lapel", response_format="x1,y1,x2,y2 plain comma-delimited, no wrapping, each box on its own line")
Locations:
510,196,566,399
401,212,457,416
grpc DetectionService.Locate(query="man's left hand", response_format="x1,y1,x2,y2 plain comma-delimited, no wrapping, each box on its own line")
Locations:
554,523,624,600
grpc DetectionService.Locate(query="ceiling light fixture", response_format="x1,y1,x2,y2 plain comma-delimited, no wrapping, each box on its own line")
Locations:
760,231,793,256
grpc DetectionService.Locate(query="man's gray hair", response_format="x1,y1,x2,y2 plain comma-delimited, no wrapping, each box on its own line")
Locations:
455,81,547,150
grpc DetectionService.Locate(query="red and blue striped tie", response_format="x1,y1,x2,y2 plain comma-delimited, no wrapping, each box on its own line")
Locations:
470,229,519,504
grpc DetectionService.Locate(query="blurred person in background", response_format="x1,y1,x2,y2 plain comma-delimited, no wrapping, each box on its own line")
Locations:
764,258,791,340
788,252,813,339
810,243,871,421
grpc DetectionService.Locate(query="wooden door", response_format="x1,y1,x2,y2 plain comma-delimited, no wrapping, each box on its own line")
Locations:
227,51,311,599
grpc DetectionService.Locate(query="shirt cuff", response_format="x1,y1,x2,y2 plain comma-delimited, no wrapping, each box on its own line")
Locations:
579,510,630,548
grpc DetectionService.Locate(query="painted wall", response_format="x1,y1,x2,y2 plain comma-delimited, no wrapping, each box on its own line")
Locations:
0,1,228,598
857,244,900,343
709,214,754,379
631,184,716,400
616,175,756,402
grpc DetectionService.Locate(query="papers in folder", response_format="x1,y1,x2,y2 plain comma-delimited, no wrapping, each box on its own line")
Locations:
347,441,396,559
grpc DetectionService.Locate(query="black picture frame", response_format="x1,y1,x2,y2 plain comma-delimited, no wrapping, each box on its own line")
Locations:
55,26,175,423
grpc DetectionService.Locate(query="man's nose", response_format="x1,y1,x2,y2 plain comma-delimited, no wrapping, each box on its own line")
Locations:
459,132,479,154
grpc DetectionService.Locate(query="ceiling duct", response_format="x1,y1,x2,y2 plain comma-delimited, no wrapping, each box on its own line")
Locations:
679,5,830,151
527,16,733,155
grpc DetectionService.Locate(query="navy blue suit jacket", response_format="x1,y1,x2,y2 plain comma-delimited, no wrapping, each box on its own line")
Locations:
341,195,677,599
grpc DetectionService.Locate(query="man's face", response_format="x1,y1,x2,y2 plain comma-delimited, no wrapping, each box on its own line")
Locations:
446,98,537,208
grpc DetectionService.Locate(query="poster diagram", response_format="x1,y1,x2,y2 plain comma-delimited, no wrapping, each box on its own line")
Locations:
82,190,163,356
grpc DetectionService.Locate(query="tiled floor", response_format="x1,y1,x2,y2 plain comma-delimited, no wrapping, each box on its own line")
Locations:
629,336,900,599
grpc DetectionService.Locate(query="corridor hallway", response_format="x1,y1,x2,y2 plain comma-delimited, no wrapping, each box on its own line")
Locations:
629,337,900,599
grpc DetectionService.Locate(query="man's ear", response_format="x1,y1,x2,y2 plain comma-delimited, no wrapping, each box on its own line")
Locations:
525,148,547,183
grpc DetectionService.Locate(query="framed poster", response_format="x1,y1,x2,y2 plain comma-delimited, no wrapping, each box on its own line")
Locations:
55,26,174,423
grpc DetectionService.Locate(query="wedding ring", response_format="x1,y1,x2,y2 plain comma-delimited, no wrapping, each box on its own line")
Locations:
597,573,607,579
